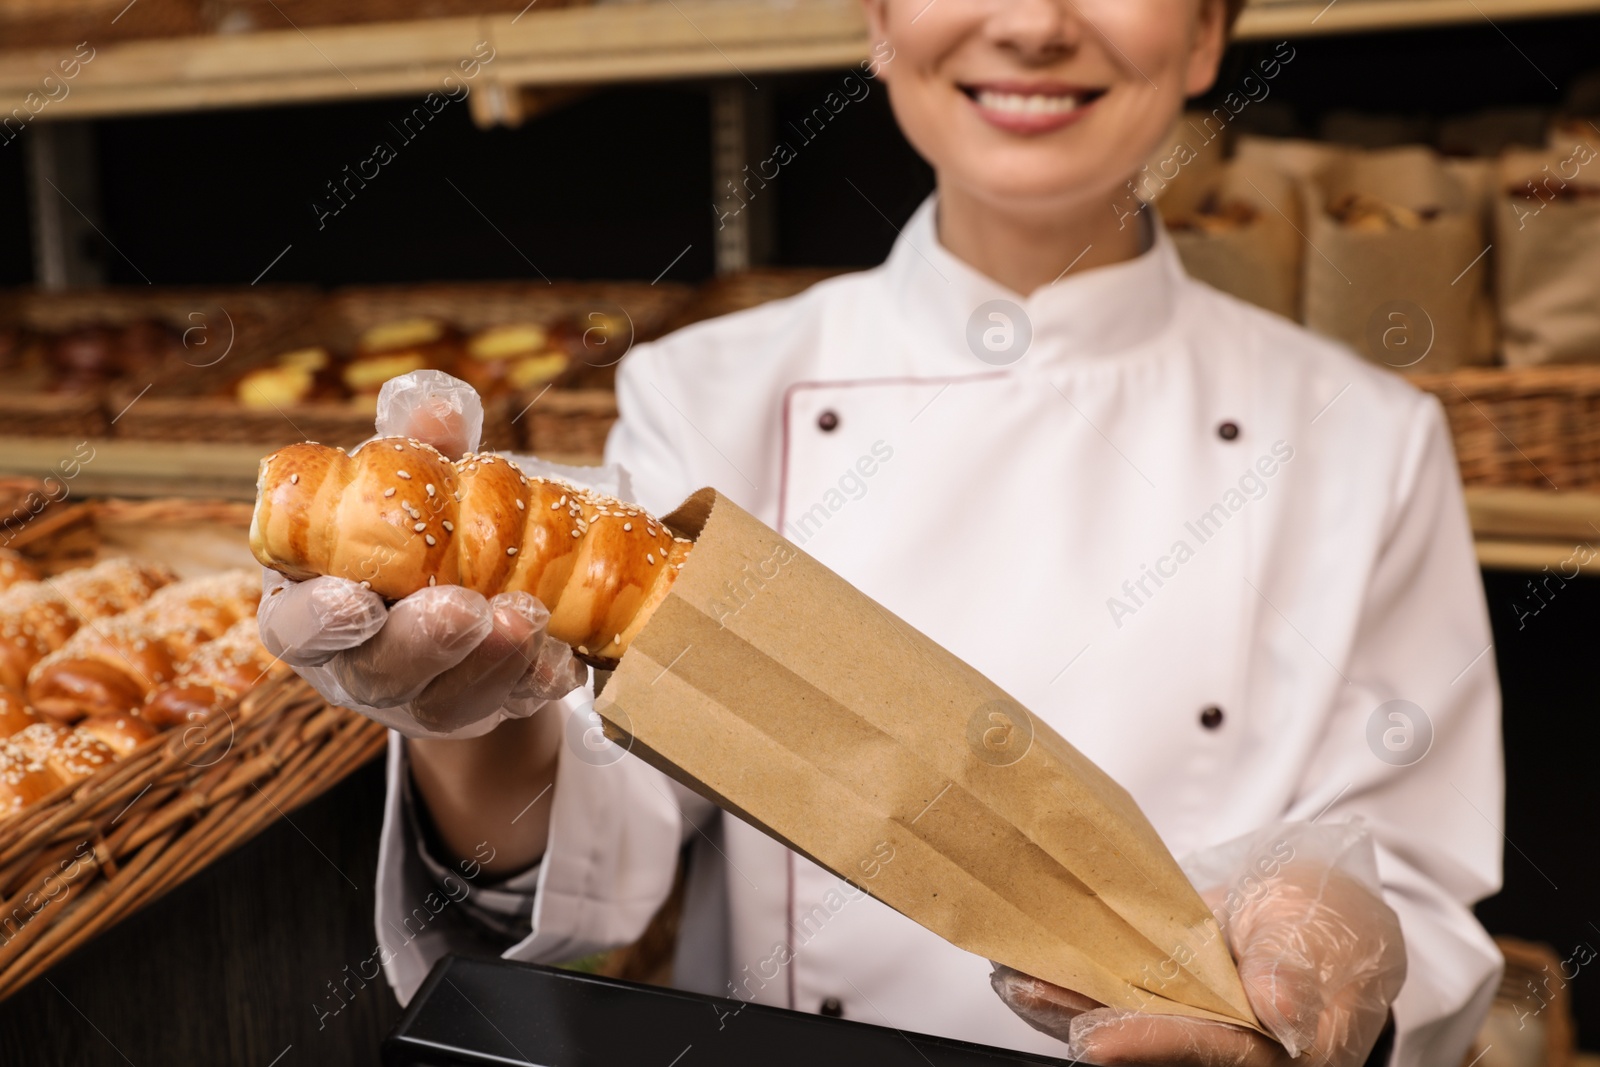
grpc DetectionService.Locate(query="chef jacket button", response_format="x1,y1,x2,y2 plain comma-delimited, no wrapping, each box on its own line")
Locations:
817,410,840,432
819,997,844,1017
1216,420,1240,441
1199,705,1224,729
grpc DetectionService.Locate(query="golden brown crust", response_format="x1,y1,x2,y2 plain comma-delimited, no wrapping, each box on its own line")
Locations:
252,439,694,666
0,549,39,593
0,559,176,693
143,617,276,728
9,722,114,784
0,688,42,738
0,742,64,815
74,712,158,758
26,570,259,722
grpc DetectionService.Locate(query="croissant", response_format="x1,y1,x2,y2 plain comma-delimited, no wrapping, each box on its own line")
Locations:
251,438,693,666
27,571,260,722
0,560,176,693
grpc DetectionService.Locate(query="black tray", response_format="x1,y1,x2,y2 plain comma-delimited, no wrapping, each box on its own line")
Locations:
383,955,1079,1067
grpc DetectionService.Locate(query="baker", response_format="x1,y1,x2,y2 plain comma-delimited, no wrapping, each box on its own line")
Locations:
259,1,1502,1063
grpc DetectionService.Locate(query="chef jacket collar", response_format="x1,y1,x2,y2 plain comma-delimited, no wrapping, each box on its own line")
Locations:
884,194,1183,373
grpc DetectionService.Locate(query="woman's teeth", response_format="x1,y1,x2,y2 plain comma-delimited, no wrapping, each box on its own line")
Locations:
973,90,1084,115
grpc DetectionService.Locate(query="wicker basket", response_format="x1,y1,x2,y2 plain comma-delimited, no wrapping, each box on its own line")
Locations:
0,676,381,1001
1413,366,1600,491
0,497,385,1001
114,281,690,451
520,389,617,460
0,286,315,441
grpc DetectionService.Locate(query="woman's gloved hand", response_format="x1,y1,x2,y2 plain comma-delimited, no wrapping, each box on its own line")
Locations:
256,370,586,739
991,821,1407,1067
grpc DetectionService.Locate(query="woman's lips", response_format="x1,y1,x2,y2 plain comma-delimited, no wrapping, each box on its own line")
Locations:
963,86,1104,134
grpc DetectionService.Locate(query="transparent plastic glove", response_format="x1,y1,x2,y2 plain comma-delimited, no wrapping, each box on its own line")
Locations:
990,821,1407,1067
256,370,588,739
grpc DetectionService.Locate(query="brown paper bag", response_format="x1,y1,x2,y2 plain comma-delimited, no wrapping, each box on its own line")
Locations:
1495,146,1600,366
597,488,1262,1029
1303,145,1495,372
1156,157,1303,321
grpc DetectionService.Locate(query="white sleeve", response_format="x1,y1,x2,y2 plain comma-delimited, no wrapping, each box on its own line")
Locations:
1286,396,1504,1067
376,686,688,1006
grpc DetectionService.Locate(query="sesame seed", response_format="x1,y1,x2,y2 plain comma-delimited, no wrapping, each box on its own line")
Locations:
428,576,437,586
558,495,567,506
507,547,518,556
571,529,580,538
623,523,632,531
515,499,524,511
395,444,404,451
384,488,395,498
425,534,436,546
360,580,371,589
397,470,411,479
442,521,453,532
290,474,299,484
578,645,588,655
647,553,654,564
426,484,435,496
550,501,560,510
414,522,426,532
612,635,621,645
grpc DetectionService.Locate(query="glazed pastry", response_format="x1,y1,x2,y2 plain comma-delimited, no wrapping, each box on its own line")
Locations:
143,617,278,729
236,347,341,409
0,549,39,593
0,560,177,693
75,712,158,758
26,570,261,722
9,721,115,785
251,439,692,667
345,319,460,398
0,688,42,738
455,323,571,398
0,742,63,815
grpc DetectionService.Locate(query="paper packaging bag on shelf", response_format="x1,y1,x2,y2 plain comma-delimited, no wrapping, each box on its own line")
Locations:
1233,134,1347,183
1303,145,1496,373
1156,156,1303,322
596,487,1263,1028
1495,147,1600,367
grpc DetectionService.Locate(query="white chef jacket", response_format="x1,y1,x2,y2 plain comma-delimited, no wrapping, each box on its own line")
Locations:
375,196,1503,1066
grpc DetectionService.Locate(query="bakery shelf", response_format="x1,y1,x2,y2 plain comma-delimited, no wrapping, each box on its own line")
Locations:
1,0,1595,121
0,436,598,501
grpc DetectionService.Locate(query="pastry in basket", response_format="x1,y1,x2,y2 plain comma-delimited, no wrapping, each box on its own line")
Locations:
1165,193,1258,235
0,548,39,593
1328,192,1439,231
454,323,572,399
0,559,177,692
8,722,114,785
344,319,462,401
0,687,42,738
143,617,279,728
236,346,343,410
76,712,158,757
26,570,261,722
251,439,693,668
0,742,64,814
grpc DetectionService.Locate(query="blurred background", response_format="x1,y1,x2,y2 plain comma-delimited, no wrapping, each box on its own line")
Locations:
0,1,1597,1064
